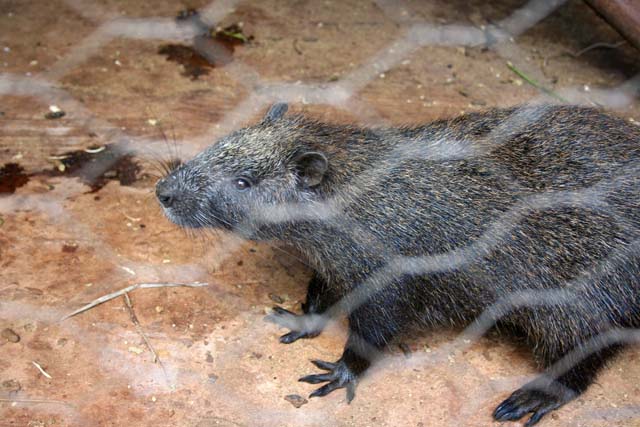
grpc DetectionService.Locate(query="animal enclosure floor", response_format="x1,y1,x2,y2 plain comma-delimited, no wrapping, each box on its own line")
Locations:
1,0,640,426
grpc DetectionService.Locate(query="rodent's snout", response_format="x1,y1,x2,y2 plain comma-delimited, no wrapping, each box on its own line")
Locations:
156,177,177,208
155,173,203,228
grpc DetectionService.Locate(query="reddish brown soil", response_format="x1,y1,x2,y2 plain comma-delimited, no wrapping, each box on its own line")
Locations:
1,1,639,426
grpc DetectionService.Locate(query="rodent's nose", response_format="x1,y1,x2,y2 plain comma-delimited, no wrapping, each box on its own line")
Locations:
157,191,173,207
156,180,176,208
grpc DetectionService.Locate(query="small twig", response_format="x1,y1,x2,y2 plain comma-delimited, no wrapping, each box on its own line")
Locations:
0,398,71,406
542,40,626,70
120,266,136,276
121,211,142,222
123,292,158,363
292,39,303,55
60,282,208,321
572,40,626,58
506,61,569,103
31,361,52,379
123,292,173,388
83,146,106,154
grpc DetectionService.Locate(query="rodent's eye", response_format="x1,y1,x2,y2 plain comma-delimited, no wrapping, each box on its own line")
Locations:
234,177,252,191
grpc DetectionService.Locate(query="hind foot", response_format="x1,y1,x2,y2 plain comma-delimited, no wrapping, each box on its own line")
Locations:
264,306,324,344
493,382,572,426
299,359,358,401
299,348,371,402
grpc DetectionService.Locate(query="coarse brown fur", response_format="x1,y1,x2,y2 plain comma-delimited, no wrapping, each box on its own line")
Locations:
156,103,640,425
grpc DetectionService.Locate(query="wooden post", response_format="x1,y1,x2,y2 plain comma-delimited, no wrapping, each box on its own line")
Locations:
584,0,640,50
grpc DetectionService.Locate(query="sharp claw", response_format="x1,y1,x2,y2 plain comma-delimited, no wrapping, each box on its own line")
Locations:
526,401,561,426
279,331,302,344
496,410,522,422
493,407,510,420
346,382,356,403
299,373,334,384
494,387,563,424
493,399,525,421
272,306,295,315
492,399,512,420
525,411,545,427
492,403,506,419
309,380,341,398
311,359,337,371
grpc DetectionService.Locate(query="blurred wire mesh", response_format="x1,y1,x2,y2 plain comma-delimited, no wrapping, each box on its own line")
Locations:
0,0,639,426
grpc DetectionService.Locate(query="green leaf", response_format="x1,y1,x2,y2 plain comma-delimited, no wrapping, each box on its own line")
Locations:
221,31,248,43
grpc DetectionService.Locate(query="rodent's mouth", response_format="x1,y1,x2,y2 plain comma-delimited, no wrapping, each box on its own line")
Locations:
159,204,237,232
160,206,201,229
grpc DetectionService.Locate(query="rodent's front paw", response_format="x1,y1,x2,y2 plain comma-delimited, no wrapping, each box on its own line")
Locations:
493,383,567,426
299,358,358,402
264,306,323,344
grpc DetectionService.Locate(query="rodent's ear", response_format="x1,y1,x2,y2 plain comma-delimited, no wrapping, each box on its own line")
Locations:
262,102,288,123
295,151,328,188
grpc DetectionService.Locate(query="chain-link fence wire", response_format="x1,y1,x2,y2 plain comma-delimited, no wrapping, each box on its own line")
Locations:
1,0,640,425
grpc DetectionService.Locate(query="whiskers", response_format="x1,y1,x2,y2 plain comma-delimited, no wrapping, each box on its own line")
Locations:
176,199,317,271
140,115,184,183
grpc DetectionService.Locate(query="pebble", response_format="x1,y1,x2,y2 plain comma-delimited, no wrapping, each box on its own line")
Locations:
284,394,308,408
1,328,20,343
128,346,144,354
268,293,284,304
45,105,65,119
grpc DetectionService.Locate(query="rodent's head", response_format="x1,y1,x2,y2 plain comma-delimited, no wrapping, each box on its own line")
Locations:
156,103,329,236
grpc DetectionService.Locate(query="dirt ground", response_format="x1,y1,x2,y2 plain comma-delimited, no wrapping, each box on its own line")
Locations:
1,0,640,426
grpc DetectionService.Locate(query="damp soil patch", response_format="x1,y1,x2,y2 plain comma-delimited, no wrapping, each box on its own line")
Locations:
158,13,253,80
45,145,141,193
158,43,217,80
0,163,30,194
2,146,142,195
